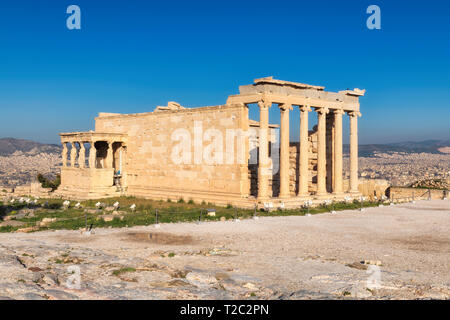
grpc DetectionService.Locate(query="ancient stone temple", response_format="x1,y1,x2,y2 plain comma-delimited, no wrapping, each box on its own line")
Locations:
57,77,364,208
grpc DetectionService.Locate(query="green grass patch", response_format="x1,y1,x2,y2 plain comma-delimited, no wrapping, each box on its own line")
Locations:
0,225,19,233
112,267,136,276
0,196,382,233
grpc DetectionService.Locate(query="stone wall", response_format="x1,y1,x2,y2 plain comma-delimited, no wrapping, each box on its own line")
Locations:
249,130,318,197
58,167,117,198
356,178,390,199
94,105,248,202
388,186,448,201
12,182,52,197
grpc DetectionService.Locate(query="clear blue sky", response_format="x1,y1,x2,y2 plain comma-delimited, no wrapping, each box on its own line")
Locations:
0,0,449,144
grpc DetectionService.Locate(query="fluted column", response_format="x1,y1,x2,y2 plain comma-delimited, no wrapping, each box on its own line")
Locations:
106,141,114,169
279,103,291,198
299,106,311,196
70,142,77,168
333,109,344,194
316,107,329,196
257,99,271,199
62,143,68,167
79,142,86,169
89,142,97,169
349,111,361,193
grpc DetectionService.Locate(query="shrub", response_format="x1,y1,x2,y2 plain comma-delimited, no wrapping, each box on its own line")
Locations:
37,173,61,191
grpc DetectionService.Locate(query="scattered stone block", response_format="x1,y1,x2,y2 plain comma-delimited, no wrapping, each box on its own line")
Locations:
346,262,368,270
362,260,382,266
98,215,123,222
112,210,126,216
38,218,58,226
16,226,39,233
207,209,216,217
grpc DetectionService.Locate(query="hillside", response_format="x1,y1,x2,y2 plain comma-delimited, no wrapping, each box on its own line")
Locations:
0,138,60,156
0,137,449,158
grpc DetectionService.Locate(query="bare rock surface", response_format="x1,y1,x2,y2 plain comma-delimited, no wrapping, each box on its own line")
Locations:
0,199,449,300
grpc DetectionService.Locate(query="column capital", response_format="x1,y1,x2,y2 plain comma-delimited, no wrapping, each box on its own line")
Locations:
315,107,329,115
278,103,293,111
299,105,312,112
348,111,362,118
333,109,345,115
257,98,272,110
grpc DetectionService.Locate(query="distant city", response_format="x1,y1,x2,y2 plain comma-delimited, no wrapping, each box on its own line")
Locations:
0,137,448,188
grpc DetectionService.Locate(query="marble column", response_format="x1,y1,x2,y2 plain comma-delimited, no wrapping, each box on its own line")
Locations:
62,143,68,167
89,142,97,169
349,111,360,193
333,109,344,194
257,99,271,199
298,106,311,196
279,103,291,198
70,142,77,168
316,107,329,196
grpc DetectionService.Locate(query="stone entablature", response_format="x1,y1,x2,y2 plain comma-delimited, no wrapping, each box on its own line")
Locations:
60,132,128,144
57,77,365,208
228,76,364,112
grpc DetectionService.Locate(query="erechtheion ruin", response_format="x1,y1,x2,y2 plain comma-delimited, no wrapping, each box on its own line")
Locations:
57,77,365,208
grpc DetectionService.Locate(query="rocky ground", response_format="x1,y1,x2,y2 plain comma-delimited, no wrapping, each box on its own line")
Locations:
0,199,449,300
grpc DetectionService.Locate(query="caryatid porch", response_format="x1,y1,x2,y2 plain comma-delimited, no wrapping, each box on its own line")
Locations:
228,77,365,202
57,132,128,198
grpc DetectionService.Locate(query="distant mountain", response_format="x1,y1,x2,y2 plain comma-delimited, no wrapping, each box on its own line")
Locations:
0,137,448,158
344,140,450,157
0,138,60,156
